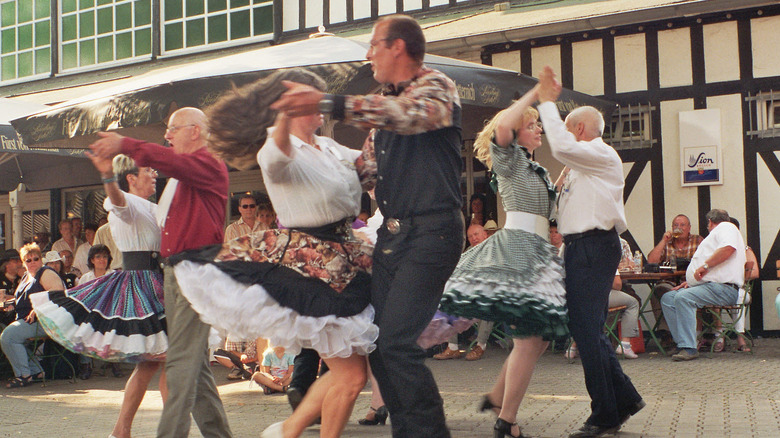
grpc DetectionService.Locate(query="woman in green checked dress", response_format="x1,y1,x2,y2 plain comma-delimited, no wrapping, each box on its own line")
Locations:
439,85,568,438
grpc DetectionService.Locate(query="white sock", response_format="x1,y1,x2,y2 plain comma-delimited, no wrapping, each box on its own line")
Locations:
448,343,459,351
477,342,487,350
621,341,632,350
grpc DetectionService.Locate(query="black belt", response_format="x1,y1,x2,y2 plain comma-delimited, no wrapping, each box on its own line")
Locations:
723,282,740,290
123,251,162,272
563,227,616,244
383,209,460,235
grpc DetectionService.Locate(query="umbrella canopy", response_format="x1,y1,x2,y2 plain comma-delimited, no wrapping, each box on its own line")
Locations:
0,98,99,192
12,36,614,151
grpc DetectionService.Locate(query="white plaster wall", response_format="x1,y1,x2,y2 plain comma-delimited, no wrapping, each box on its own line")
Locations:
614,34,647,93
305,0,323,29
751,15,780,78
757,152,780,273
378,0,395,15
282,0,299,32
531,45,560,79
623,160,654,256
658,28,692,88
706,94,746,223
762,280,780,331
492,50,521,74
354,1,371,20
660,99,700,229
572,39,604,96
404,0,423,11
430,0,451,6
329,0,347,25
703,21,739,83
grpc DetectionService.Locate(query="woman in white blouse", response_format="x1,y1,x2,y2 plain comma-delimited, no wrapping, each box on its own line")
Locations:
171,69,376,438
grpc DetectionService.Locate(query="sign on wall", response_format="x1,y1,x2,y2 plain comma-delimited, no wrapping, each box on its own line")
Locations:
679,109,723,186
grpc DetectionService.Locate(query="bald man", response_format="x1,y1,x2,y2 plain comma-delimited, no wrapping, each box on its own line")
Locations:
537,66,644,438
90,107,232,438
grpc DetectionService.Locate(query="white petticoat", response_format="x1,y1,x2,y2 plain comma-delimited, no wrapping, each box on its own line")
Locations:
173,261,378,358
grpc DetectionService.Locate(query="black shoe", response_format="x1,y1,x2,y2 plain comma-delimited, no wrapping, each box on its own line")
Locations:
286,387,304,411
358,406,388,426
111,363,124,378
79,363,92,380
619,399,646,426
479,394,501,415
568,423,619,438
494,418,525,438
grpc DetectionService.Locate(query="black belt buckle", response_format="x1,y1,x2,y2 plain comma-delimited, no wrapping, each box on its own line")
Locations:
386,218,401,234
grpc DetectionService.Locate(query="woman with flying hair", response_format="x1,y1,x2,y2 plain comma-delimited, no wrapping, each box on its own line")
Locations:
438,86,568,438
170,68,376,438
32,154,167,438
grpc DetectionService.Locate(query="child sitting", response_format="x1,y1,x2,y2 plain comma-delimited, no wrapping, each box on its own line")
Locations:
252,345,294,394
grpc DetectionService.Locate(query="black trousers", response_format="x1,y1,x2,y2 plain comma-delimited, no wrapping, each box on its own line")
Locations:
289,348,328,394
564,230,642,428
368,212,463,438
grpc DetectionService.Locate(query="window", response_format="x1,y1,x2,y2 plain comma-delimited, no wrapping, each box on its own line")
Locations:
746,92,780,138
22,209,49,245
0,0,51,82
604,104,655,150
60,0,153,72
162,0,273,54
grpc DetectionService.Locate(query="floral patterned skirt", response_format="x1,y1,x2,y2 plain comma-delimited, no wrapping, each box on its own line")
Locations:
171,224,378,358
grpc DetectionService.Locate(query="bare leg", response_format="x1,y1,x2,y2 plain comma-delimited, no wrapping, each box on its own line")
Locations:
497,338,548,435
111,361,163,438
280,353,367,438
364,363,385,419
159,365,168,403
252,371,286,392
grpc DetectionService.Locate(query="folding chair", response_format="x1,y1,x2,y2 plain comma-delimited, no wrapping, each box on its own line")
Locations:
564,305,627,363
698,261,755,354
25,335,77,385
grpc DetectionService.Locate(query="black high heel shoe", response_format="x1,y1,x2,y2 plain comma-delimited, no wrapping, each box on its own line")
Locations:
358,406,388,426
479,395,501,415
494,418,525,438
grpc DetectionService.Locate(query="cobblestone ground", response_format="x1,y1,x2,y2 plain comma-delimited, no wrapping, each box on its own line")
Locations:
1,337,779,437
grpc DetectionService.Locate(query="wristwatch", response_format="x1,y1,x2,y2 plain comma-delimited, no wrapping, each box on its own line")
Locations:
702,263,710,270
318,94,334,114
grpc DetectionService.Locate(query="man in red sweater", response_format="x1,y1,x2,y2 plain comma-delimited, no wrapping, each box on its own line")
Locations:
90,107,232,438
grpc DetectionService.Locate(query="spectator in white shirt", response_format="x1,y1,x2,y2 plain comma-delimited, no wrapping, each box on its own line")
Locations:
224,194,269,242
51,219,82,255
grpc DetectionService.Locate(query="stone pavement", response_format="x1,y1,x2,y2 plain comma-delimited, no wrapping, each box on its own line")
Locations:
2,338,780,437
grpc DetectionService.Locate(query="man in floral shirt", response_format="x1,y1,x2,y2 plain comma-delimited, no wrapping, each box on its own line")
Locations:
273,14,463,438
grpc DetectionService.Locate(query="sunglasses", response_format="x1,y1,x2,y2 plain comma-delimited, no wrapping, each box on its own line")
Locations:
25,257,40,263
240,204,257,209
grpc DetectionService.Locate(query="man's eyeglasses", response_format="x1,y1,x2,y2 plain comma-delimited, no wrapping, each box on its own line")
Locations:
25,257,40,263
240,204,257,209
165,124,196,134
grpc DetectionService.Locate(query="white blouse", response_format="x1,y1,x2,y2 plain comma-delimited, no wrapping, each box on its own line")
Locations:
258,127,362,228
104,192,161,252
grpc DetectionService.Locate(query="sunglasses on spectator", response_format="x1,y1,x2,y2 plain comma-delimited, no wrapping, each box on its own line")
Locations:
25,257,40,263
240,204,257,209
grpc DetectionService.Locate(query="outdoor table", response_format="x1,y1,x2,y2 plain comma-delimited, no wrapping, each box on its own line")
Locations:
620,270,686,355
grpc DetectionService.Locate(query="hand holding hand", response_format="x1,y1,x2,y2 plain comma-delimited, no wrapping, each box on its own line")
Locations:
89,132,124,160
538,66,562,103
270,81,324,117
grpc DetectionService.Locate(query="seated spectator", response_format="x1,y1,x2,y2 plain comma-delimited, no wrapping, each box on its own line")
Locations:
43,251,78,289
661,209,746,361
565,238,641,360
705,217,759,353
224,194,269,242
77,244,114,286
213,335,266,380
73,223,97,275
52,219,82,255
256,202,277,229
1,243,65,388
33,231,51,253
0,249,24,329
434,224,494,361
59,249,81,279
252,344,294,394
647,214,703,344
71,217,83,242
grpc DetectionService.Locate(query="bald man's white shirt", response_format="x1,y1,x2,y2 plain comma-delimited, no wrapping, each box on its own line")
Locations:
538,101,627,236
